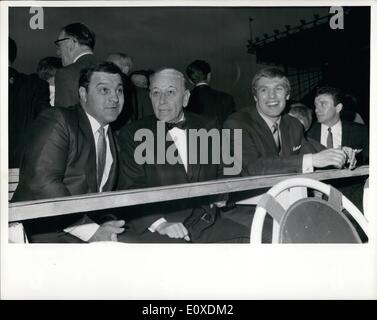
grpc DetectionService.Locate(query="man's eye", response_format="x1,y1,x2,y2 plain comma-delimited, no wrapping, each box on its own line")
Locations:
99,87,109,94
117,88,123,95
151,90,160,97
276,86,284,91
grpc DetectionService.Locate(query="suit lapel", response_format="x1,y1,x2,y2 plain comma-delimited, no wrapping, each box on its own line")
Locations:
251,108,280,154
77,105,98,192
185,113,202,182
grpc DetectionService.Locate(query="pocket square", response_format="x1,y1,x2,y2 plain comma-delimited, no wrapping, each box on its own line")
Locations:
292,145,301,151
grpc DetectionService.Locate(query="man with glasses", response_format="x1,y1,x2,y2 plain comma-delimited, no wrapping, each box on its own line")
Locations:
54,23,96,108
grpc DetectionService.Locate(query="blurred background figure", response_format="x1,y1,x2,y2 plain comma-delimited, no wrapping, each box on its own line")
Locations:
288,102,313,132
8,37,50,168
37,57,62,106
341,94,365,125
129,69,155,120
107,52,134,75
107,52,136,130
186,59,235,127
130,69,153,88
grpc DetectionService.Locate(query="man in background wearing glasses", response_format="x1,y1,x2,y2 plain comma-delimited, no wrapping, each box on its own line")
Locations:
54,22,96,108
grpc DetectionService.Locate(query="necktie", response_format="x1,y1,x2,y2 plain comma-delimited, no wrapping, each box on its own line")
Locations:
97,126,107,189
272,122,281,153
166,120,187,131
327,127,333,148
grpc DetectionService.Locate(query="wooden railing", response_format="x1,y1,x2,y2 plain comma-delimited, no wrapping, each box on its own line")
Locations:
9,166,369,223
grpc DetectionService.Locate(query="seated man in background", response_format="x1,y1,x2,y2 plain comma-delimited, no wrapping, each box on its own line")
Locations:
224,67,349,177
288,102,313,132
307,86,369,210
116,68,249,243
11,62,126,243
36,56,62,106
308,86,369,165
107,52,137,129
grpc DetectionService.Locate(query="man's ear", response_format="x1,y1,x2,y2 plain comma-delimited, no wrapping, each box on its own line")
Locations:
183,90,190,108
206,72,211,83
286,93,290,100
253,95,257,103
335,103,343,113
79,86,87,103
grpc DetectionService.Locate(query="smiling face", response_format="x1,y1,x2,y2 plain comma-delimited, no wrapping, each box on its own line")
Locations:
79,71,124,125
314,93,342,127
253,76,290,121
149,69,190,123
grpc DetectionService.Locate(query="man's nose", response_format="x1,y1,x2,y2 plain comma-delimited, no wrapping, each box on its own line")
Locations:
110,90,120,102
159,92,167,104
268,88,277,98
56,48,61,57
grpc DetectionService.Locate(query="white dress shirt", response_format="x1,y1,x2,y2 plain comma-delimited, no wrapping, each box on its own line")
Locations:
320,120,342,149
149,115,187,232
64,112,113,241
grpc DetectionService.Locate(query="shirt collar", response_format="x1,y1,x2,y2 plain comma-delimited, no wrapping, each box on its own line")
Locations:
85,111,109,135
322,119,341,131
195,81,209,87
73,51,93,63
257,110,281,131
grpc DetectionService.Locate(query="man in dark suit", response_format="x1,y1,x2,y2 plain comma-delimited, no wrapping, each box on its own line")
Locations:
308,86,369,165
117,68,249,243
12,62,126,243
224,67,348,177
307,86,369,210
54,23,96,108
186,60,235,126
8,37,50,168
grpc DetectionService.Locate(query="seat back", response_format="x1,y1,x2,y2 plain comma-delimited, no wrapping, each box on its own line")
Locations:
251,177,368,243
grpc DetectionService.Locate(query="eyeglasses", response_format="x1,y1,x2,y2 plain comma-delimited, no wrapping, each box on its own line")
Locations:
54,37,71,46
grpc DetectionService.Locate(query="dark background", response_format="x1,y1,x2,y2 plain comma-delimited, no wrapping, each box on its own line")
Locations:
9,6,370,120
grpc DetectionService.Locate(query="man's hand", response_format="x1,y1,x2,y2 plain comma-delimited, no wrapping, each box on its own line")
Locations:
312,148,347,169
88,220,125,242
155,222,190,241
342,146,362,170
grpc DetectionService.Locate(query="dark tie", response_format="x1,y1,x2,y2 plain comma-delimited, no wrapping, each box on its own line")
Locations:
327,127,333,148
97,126,107,189
166,120,187,131
272,122,281,153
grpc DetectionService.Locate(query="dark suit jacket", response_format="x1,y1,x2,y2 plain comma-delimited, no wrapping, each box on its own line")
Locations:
54,53,96,108
11,105,118,236
224,107,319,176
8,68,50,168
187,84,236,126
117,112,221,233
307,121,369,164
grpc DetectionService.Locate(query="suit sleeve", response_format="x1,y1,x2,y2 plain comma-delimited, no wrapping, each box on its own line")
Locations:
16,108,71,200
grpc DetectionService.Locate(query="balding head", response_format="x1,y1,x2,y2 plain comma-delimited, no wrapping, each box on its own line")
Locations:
107,52,133,75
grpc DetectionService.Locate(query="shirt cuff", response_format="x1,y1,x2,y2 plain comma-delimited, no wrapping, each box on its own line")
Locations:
302,154,314,173
64,223,100,242
148,218,167,233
